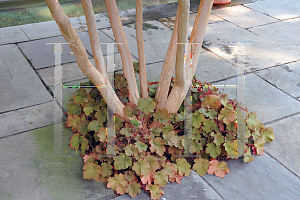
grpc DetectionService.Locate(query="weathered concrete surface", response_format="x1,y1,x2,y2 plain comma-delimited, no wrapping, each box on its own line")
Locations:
203,155,300,200
190,0,258,13
158,12,224,36
105,2,179,25
214,73,300,124
211,5,278,29
0,26,29,45
70,14,112,32
264,113,300,177
0,44,52,113
115,171,223,200
18,36,83,69
203,21,300,72
0,101,66,138
248,18,300,56
0,124,114,200
245,0,300,20
20,20,62,40
102,20,173,64
135,48,240,84
255,61,300,98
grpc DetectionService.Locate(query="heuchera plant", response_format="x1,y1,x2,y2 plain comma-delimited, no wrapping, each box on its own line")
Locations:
65,73,275,200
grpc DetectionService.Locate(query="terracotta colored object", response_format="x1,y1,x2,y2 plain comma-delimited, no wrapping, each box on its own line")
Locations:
213,0,231,5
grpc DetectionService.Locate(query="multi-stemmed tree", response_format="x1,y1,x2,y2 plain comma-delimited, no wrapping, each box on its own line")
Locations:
45,0,214,119
45,0,275,199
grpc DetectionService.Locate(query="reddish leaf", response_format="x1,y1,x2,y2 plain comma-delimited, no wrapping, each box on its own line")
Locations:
201,95,221,109
83,162,101,180
207,160,229,178
218,107,236,125
141,172,155,185
107,174,128,195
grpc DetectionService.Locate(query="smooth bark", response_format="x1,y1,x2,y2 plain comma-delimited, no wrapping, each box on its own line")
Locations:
81,0,106,74
136,0,148,98
162,0,213,113
155,6,179,109
104,0,140,104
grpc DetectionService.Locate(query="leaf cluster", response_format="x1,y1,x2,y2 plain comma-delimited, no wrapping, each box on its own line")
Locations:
65,74,275,199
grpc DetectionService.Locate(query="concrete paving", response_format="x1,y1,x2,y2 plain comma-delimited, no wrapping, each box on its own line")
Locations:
1,0,300,200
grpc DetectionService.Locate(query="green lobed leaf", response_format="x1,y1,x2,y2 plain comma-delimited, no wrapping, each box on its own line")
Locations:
176,158,191,176
73,88,91,105
132,158,151,176
212,132,225,146
153,170,168,187
80,136,89,153
153,109,171,124
224,141,237,158
66,115,81,131
146,184,164,200
206,142,221,158
95,109,107,124
192,112,205,128
88,120,102,133
137,98,156,114
135,141,148,153
261,127,275,143
107,174,128,195
246,112,259,130
123,102,139,117
163,131,180,147
83,99,99,116
101,162,113,177
193,158,209,176
202,118,217,133
126,182,141,198
146,155,160,172
70,133,81,150
67,103,82,116
113,154,133,170
97,127,107,142
150,137,166,156
243,146,254,163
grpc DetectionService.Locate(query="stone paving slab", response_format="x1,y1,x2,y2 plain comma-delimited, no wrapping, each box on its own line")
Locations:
255,61,300,98
264,113,300,177
18,31,109,69
37,54,137,87
245,0,300,20
115,171,223,200
0,101,66,139
214,73,300,124
0,26,29,45
248,17,300,56
0,44,53,113
20,20,62,40
137,48,240,84
202,154,300,199
211,5,278,29
158,12,224,36
203,21,300,72
105,2,179,25
70,14,112,32
190,0,258,13
0,124,114,200
102,20,173,64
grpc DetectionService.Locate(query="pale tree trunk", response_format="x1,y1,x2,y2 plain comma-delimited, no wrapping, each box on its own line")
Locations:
44,0,128,121
155,6,179,110
104,0,140,104
162,0,214,113
136,0,148,98
81,0,106,74
161,0,190,113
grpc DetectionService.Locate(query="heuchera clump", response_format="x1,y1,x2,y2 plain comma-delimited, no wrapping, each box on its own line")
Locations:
65,73,275,200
